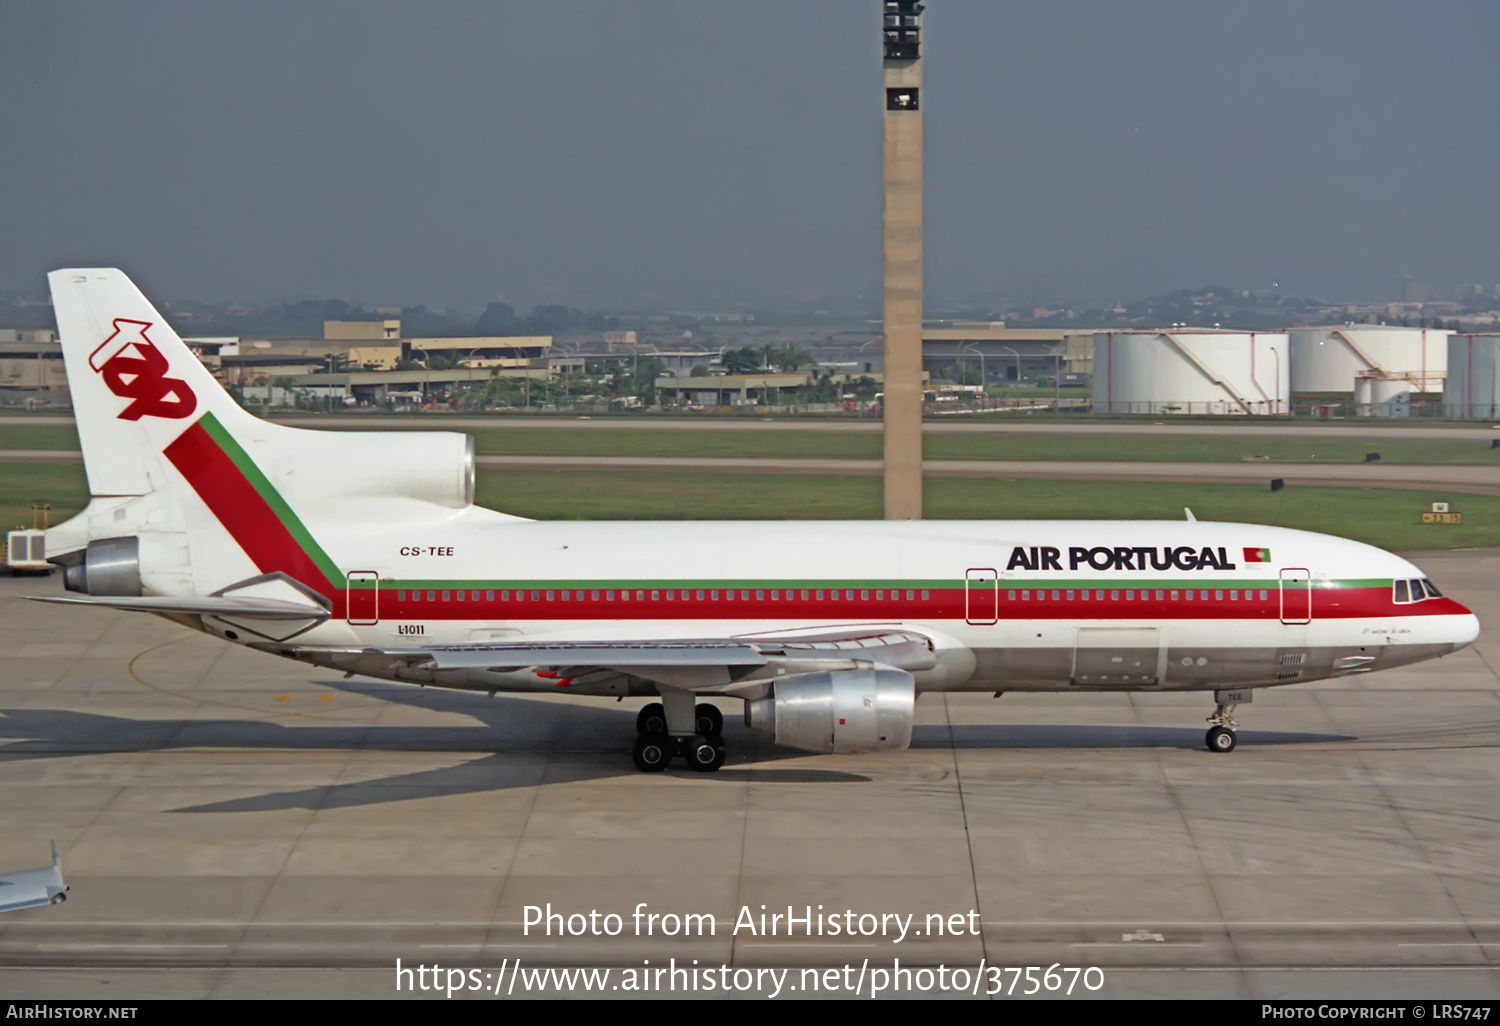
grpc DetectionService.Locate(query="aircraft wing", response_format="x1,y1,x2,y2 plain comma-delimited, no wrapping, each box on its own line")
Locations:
376,629,938,694
0,843,68,913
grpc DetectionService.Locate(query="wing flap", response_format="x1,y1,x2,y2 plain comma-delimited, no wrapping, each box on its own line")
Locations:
421,642,768,672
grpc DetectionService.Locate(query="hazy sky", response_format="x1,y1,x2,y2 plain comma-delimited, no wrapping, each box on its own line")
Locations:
2,1,1497,310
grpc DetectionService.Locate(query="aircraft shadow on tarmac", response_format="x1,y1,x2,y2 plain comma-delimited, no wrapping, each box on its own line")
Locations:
0,681,868,813
915,724,1355,750
0,679,1361,813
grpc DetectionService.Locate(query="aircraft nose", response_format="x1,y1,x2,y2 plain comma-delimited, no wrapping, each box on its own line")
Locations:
1450,612,1481,653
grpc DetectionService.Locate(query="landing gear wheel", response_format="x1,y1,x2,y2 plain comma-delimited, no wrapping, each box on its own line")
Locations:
631,733,672,772
636,703,667,736
1206,726,1237,753
694,703,724,738
683,734,727,773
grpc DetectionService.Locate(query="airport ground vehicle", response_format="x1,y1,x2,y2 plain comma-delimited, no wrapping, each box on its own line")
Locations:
34,270,1479,771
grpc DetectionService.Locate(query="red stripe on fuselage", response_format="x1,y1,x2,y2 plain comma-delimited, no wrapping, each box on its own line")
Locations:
163,420,339,610
375,587,1470,622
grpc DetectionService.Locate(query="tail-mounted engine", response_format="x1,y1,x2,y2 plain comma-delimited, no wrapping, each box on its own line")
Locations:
61,537,141,596
744,666,916,754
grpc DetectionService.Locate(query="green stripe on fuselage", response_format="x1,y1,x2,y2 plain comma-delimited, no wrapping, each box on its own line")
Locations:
197,412,347,589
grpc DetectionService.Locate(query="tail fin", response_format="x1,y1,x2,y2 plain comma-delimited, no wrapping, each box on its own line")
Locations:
48,268,253,497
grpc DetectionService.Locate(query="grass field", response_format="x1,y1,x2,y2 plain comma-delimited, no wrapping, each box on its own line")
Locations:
5,423,1500,465
4,460,1493,552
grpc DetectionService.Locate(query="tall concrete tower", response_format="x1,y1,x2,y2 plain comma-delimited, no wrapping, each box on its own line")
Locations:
881,1,925,520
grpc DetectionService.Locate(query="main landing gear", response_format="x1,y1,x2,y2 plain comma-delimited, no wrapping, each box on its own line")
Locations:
1205,701,1240,753
631,702,726,774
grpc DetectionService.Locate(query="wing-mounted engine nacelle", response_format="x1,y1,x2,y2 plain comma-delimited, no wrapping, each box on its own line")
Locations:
61,537,141,596
743,666,915,754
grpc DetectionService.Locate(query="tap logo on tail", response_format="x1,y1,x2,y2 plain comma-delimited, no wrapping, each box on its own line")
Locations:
88,319,197,421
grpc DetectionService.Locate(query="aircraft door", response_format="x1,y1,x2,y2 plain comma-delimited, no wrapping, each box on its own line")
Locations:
347,571,379,626
1073,627,1162,686
1279,568,1312,625
966,568,998,625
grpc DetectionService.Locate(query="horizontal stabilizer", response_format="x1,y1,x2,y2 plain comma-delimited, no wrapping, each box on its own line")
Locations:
24,594,331,621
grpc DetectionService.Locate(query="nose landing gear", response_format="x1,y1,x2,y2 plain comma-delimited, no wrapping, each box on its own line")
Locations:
1205,700,1240,753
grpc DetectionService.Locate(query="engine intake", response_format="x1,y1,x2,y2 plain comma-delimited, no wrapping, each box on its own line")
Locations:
744,667,915,754
62,537,141,596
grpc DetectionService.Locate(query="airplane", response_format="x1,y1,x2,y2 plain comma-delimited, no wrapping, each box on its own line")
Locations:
0,843,68,913
30,268,1480,773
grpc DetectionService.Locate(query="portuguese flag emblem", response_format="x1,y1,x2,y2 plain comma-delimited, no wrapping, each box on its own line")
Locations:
1243,547,1272,563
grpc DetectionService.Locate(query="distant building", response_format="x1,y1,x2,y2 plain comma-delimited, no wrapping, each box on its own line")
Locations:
324,319,401,341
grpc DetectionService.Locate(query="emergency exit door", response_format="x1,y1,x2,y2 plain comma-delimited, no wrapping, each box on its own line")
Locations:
966,568,998,624
1280,568,1312,625
347,571,379,626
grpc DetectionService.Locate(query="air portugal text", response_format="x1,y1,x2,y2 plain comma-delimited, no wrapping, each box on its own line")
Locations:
1007,546,1240,573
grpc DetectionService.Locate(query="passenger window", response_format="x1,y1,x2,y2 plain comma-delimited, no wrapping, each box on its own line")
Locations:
1230,591,1238,601
666,591,674,601
531,591,540,602
801,590,810,601
486,591,494,602
1066,590,1075,601
651,591,660,601
861,590,870,601
815,590,824,601
1111,591,1120,601
606,591,615,601
1008,590,1017,601
696,590,704,601
428,591,436,602
1200,591,1208,601
545,591,554,602
1081,590,1090,601
1394,580,1410,603
921,590,929,601
1052,590,1060,601
456,591,465,602
397,590,406,601
500,591,509,601
1215,591,1224,601
561,591,569,602
1097,591,1105,601
771,591,779,600
1125,591,1134,601
1259,590,1268,601
1170,590,1178,601
1155,590,1164,601
756,591,765,601
875,590,884,600
711,590,719,601
591,591,600,601
1184,591,1192,601
1021,590,1030,600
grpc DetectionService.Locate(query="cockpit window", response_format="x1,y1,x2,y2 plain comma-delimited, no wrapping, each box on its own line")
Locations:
1395,578,1444,604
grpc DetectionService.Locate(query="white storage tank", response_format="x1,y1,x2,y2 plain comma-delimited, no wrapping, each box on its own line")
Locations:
1444,334,1500,418
1288,326,1447,396
1093,330,1289,415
